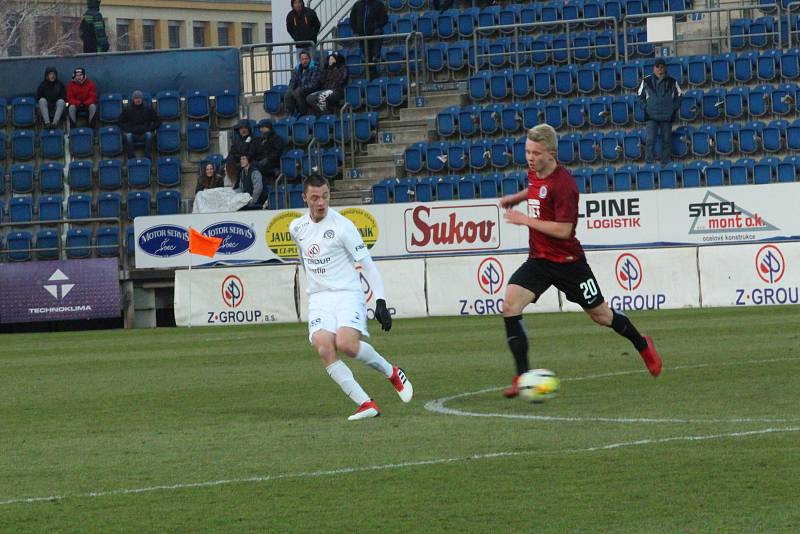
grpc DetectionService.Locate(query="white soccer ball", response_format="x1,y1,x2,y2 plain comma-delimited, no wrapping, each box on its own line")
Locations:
518,369,560,403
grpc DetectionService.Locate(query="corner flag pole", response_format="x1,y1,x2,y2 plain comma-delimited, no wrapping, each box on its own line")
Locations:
187,227,223,329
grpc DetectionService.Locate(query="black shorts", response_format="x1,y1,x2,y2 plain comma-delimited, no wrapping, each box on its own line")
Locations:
508,257,604,309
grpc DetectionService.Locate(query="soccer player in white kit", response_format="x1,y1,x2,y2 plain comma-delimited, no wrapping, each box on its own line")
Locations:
290,175,413,420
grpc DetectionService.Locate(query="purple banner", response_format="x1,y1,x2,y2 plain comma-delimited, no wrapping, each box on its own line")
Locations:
0,258,120,323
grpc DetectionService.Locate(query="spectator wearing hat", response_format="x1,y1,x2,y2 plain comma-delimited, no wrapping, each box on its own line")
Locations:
637,57,682,164
80,0,110,53
36,67,67,129
286,0,321,46
225,120,257,183
67,67,98,128
306,51,348,115
253,119,287,181
119,90,160,159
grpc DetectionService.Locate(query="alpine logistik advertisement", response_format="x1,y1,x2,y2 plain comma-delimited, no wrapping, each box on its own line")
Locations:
699,242,800,307
0,258,120,323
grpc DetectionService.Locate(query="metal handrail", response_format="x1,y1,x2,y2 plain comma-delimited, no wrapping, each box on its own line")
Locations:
241,39,315,96
274,172,289,209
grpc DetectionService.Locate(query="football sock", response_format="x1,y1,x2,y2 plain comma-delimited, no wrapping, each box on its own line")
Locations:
504,315,529,376
354,341,393,378
326,360,370,405
609,310,648,352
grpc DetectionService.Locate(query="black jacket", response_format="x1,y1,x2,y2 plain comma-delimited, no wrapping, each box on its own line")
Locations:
638,74,681,122
36,67,67,104
228,128,257,163
252,131,287,176
286,2,321,43
119,102,160,135
349,0,389,37
237,165,266,207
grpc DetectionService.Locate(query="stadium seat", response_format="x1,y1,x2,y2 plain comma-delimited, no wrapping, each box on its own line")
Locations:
127,191,151,220
490,138,514,168
414,176,436,203
578,133,601,163
763,120,787,153
11,130,35,160
588,96,612,127
38,194,63,222
704,160,729,187
126,226,135,255
458,174,480,199
9,196,33,223
501,103,524,133
436,106,459,137
68,194,92,220
425,141,449,173
7,231,33,261
39,162,65,193
659,162,681,189
392,178,417,203
96,226,120,257
66,228,92,259
69,127,94,158
214,89,239,119
479,103,503,135
320,147,342,179
636,164,658,190
186,90,210,119
404,142,425,174
354,112,378,144
739,121,764,154
157,122,181,154
690,126,714,158
40,129,65,159
468,139,492,170
479,173,500,198
458,104,481,137
99,93,124,123
558,133,579,164
447,140,470,171
127,158,151,188
710,53,733,84
0,132,6,161
280,149,305,179
187,122,210,152
365,77,387,109
777,155,800,183
714,124,738,156
35,229,60,260
68,161,93,191
0,97,6,128
157,157,181,187
99,126,123,157
11,97,36,128
590,167,611,193
724,86,747,119
156,190,182,215
598,61,620,92
435,175,459,201
731,158,756,185
600,130,624,162
263,85,288,114
96,159,122,190
10,163,34,193
156,90,181,120
371,180,391,204
613,166,635,191
682,161,706,187
566,98,588,129
386,76,408,107
468,71,491,101
98,192,122,218
687,55,710,86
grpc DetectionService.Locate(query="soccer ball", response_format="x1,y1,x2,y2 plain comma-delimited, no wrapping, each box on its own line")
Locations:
518,369,560,403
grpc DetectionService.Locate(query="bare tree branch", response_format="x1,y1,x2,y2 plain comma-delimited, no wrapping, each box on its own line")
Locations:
0,0,84,57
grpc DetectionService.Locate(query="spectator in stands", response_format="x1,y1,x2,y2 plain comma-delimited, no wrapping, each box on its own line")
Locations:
79,0,110,53
638,57,682,164
225,120,256,182
196,162,225,194
234,154,266,210
119,90,160,159
285,50,321,117
67,67,98,128
286,0,321,46
349,0,389,79
36,67,67,129
306,52,348,116
253,119,287,182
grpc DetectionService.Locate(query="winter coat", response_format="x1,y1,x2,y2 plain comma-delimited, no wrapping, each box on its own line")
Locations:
79,6,109,53
349,0,389,37
286,2,321,44
289,62,321,93
637,74,681,122
67,78,98,106
252,131,287,176
118,101,160,135
227,128,257,163
236,165,266,207
36,67,67,104
320,56,349,92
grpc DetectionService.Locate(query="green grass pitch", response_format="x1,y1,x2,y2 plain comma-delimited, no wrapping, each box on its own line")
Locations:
1,306,799,532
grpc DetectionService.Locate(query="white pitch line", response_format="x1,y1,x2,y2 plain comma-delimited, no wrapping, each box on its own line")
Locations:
1,427,797,507
424,356,800,424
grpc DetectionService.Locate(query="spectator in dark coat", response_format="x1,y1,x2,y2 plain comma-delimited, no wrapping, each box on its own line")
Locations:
66,67,98,128
306,52,348,115
225,120,257,182
285,50,321,117
637,57,682,164
118,90,160,158
196,162,225,194
253,119,287,180
36,67,67,129
234,155,266,210
286,0,321,46
79,0,110,53
349,0,389,78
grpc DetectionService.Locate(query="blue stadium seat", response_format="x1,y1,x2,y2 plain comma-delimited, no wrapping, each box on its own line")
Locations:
731,158,755,185
96,226,120,257
501,102,524,133
156,90,181,120
127,191,151,220
457,7,480,38
214,89,239,118
11,97,36,128
38,194,63,222
636,164,658,190
97,159,122,190
704,160,730,187
0,97,6,127
65,228,91,259
414,176,436,203
353,112,377,144
7,231,33,261
734,51,756,83
747,85,770,118
770,84,796,116
0,132,6,161
610,95,632,126
468,139,492,170
558,133,579,164
157,157,181,187
710,52,734,84
36,229,60,260
500,172,521,196
313,115,336,145
620,60,643,90
280,149,305,179
392,178,416,203
9,196,33,223
690,125,714,158
479,173,501,198
11,130,35,160
40,128,65,159
446,40,470,71
714,124,738,156
365,77,388,109
186,90,210,119
490,138,514,168
69,127,95,159
157,122,181,154
425,141,449,173
590,167,611,193
682,161,707,187
613,165,635,191
723,86,747,119
672,126,690,158
371,180,391,204
763,119,788,153
576,62,599,94
757,49,779,81
405,142,426,174
458,174,480,199
687,55,710,86
659,162,681,189
779,48,800,79
435,175,459,201
777,155,800,183
126,226,135,255
10,163,34,193
447,140,470,171
600,130,624,162
578,132,601,163
67,194,92,220
99,93,124,123
489,69,512,100
127,158,152,188
337,18,353,39
156,190,182,215
187,122,210,152
623,129,644,160
751,156,778,185
321,147,342,179
98,126,123,157
436,10,458,39
533,66,554,97
274,117,294,143
544,99,565,130
68,160,93,191
750,16,774,48
387,76,408,107
479,103,503,135
263,85,288,114
679,89,702,121
436,106,459,137
40,162,65,193
457,104,481,137
98,192,122,218
468,70,491,101
739,121,764,154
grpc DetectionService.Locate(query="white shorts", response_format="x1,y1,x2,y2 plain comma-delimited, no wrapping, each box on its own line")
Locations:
308,290,369,342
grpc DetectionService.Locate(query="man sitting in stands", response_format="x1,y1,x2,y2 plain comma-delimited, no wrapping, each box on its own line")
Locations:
67,67,98,128
118,90,160,159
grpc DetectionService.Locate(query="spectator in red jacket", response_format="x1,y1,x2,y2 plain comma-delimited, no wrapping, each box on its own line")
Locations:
67,67,98,128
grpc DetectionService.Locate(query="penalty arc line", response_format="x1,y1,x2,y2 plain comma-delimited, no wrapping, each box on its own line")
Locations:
0,426,798,507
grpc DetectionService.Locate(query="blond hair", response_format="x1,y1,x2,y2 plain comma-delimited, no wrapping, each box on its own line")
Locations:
526,124,558,154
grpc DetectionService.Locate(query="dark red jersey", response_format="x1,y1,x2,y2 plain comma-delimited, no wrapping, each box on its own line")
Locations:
526,165,585,262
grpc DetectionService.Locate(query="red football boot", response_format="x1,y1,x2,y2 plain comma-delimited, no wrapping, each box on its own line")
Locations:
503,375,521,398
639,335,662,377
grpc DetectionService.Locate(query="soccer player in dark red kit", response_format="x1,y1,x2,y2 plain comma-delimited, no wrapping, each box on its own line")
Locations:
499,124,662,397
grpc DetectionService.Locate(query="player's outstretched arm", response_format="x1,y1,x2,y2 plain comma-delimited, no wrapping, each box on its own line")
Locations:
504,209,574,240
499,189,528,209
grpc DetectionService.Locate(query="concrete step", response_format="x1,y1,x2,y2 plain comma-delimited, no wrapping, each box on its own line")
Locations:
345,162,401,182
330,189,366,206
334,177,385,192
399,105,451,122
416,92,467,107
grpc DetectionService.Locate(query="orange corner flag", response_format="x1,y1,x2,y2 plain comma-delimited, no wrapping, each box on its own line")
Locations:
188,227,223,258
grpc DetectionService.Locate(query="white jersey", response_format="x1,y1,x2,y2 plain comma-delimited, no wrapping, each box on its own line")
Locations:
290,208,370,295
